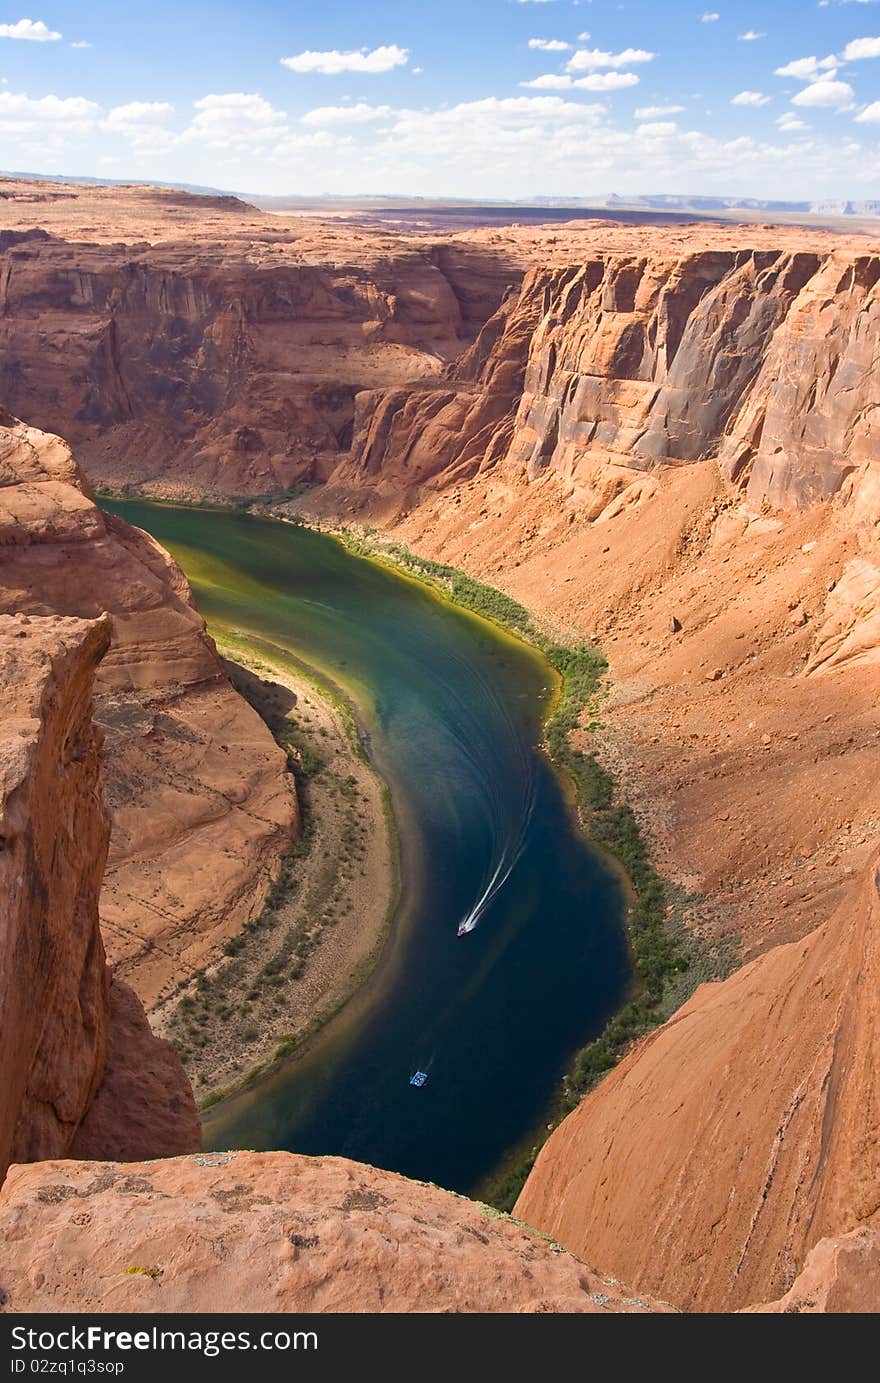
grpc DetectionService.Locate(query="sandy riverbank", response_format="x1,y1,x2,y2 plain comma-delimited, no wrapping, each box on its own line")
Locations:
151,632,397,1106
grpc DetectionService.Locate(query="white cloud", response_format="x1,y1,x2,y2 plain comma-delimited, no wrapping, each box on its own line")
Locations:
777,111,808,130
732,90,771,106
843,36,880,58
636,121,679,136
573,71,640,90
520,73,575,89
70,40,91,49
182,92,288,146
854,99,880,120
280,45,408,75
521,72,639,91
361,104,880,201
385,94,607,139
700,12,720,21
792,78,855,108
101,101,176,152
528,38,571,51
0,90,97,131
269,129,353,164
635,104,685,117
103,101,174,129
775,55,838,80
739,30,766,41
0,18,61,41
566,47,654,71
301,102,392,127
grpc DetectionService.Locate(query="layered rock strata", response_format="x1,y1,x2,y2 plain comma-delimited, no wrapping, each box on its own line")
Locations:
0,612,198,1182
0,410,297,1009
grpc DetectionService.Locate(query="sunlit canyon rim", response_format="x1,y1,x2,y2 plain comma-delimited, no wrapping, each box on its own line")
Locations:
0,179,878,1313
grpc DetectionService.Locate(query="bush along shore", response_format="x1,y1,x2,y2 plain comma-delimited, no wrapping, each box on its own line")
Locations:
339,531,737,1211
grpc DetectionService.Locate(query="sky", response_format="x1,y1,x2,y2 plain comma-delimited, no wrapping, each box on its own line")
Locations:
0,1,879,200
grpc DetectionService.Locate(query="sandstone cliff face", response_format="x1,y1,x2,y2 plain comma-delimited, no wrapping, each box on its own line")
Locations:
0,411,297,1008
325,242,879,526
0,613,198,1183
335,231,880,1313
515,857,880,1312
747,1228,880,1313
0,1152,673,1313
0,614,110,1180
0,196,519,497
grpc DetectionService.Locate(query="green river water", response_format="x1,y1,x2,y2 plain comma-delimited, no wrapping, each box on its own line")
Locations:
105,500,631,1196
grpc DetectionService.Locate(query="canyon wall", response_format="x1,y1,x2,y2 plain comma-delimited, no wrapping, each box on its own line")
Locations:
0,610,198,1182
0,410,298,1010
326,236,880,1311
1,185,878,1312
0,613,111,1179
326,243,879,523
516,856,880,1311
0,188,520,498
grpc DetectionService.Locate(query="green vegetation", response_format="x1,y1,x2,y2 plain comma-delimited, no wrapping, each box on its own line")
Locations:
341,530,737,1212
97,485,314,514
163,634,400,1114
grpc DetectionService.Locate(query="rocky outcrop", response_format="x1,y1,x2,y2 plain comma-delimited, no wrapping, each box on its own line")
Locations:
0,1152,674,1313
0,612,198,1183
721,254,880,509
0,614,111,1180
747,1228,880,1313
0,185,521,498
0,410,297,1008
332,244,879,522
363,229,880,1313
515,857,880,1311
342,284,541,507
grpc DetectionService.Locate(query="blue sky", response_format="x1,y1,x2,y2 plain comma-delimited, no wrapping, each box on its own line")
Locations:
0,1,879,198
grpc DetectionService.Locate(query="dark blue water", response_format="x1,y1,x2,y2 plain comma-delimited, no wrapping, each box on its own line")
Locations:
105,501,631,1194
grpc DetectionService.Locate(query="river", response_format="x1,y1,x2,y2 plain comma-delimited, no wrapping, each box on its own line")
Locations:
104,500,631,1196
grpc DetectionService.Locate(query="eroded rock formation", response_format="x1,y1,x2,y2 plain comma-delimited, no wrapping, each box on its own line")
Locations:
0,1152,673,1313
326,244,879,522
0,409,298,1008
0,182,521,497
746,1228,880,1313
0,612,198,1182
515,857,880,1311
2,182,879,1313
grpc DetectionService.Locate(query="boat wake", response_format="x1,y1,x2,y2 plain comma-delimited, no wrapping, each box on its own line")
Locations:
449,656,537,938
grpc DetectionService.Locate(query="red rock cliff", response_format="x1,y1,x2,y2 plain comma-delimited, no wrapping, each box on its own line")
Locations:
0,193,519,498
324,231,880,1312
515,856,880,1311
331,244,878,520
0,614,111,1179
0,611,199,1182
0,410,298,1010
0,1152,674,1314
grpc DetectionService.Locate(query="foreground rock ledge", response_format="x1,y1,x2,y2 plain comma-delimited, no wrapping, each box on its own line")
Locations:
0,1152,675,1314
